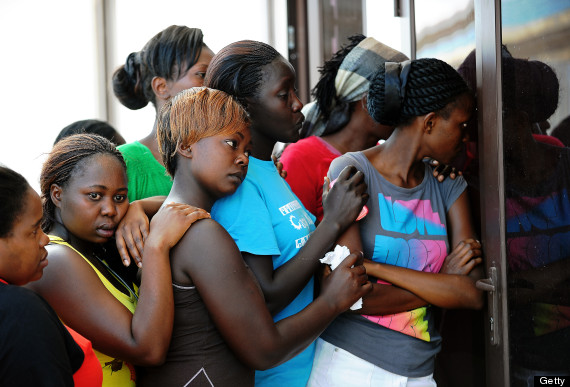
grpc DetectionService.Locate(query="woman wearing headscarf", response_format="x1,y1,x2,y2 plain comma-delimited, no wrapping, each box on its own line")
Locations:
280,35,408,222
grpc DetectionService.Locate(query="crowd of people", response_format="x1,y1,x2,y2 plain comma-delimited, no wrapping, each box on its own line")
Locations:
1,23,567,387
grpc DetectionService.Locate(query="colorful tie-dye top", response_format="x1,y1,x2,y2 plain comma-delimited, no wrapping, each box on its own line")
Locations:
321,151,466,377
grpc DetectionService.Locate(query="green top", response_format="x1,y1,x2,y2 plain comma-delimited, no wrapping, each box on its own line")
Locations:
118,141,173,202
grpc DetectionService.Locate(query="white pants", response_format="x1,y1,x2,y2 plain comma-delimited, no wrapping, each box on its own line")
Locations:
307,338,436,387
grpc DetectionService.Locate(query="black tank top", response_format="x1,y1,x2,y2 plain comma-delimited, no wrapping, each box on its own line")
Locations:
138,283,253,387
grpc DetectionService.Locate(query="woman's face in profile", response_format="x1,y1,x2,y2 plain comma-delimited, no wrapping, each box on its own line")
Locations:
166,47,215,98
246,57,305,145
430,94,473,164
0,188,49,285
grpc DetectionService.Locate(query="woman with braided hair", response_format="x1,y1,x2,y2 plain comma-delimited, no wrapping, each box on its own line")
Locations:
26,134,209,386
280,35,460,224
280,35,407,222
307,58,485,386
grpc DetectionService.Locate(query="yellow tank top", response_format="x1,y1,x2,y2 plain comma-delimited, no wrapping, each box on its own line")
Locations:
49,236,138,387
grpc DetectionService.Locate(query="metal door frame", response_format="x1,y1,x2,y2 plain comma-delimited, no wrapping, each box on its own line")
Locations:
474,0,510,385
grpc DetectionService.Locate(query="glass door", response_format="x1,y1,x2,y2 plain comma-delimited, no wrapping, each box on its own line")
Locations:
472,0,570,385
415,0,570,385
500,0,570,385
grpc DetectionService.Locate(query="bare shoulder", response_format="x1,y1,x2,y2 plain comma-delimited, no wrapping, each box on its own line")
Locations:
178,218,235,247
171,218,246,276
173,218,241,260
26,242,100,295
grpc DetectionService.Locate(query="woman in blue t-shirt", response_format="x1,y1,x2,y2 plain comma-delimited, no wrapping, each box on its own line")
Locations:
308,58,485,386
203,40,371,386
115,40,372,386
135,87,371,386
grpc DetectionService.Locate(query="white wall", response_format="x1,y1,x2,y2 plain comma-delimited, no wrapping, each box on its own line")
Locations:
364,0,406,56
0,0,287,193
0,0,99,193
110,0,288,145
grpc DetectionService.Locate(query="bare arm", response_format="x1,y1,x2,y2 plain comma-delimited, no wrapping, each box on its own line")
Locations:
364,192,484,310
336,190,484,314
333,222,429,315
245,166,369,315
176,219,371,369
27,203,207,366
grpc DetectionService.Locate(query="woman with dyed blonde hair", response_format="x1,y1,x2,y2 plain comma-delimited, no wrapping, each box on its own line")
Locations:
137,87,371,387
157,86,251,178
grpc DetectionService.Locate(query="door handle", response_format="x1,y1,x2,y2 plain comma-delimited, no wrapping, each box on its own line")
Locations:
476,266,500,346
476,277,495,292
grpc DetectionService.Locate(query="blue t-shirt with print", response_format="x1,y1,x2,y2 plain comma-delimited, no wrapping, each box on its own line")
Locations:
211,156,316,387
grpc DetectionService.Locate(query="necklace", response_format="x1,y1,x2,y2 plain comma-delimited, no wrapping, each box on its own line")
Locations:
92,247,139,302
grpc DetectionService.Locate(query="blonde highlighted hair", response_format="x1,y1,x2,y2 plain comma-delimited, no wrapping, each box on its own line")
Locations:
157,87,250,176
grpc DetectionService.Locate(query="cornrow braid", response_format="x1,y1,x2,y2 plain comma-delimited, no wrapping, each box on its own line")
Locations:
204,40,281,109
368,58,470,127
40,134,126,232
312,34,366,121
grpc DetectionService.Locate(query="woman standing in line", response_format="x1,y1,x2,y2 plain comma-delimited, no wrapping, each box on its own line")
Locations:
0,165,102,386
308,58,484,386
137,86,370,387
203,40,370,386
113,25,214,203
27,134,208,386
280,35,407,222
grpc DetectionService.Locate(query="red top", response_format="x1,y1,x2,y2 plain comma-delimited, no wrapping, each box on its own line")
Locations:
65,325,103,387
532,133,564,147
281,136,342,222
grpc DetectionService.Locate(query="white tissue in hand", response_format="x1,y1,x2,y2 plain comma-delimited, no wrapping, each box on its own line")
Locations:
320,245,351,269
320,244,363,310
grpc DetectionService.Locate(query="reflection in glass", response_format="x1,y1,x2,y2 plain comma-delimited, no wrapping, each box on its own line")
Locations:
501,0,570,384
415,0,474,67
321,0,363,63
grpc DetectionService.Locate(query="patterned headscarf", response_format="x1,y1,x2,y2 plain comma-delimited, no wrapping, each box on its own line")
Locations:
302,37,409,137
